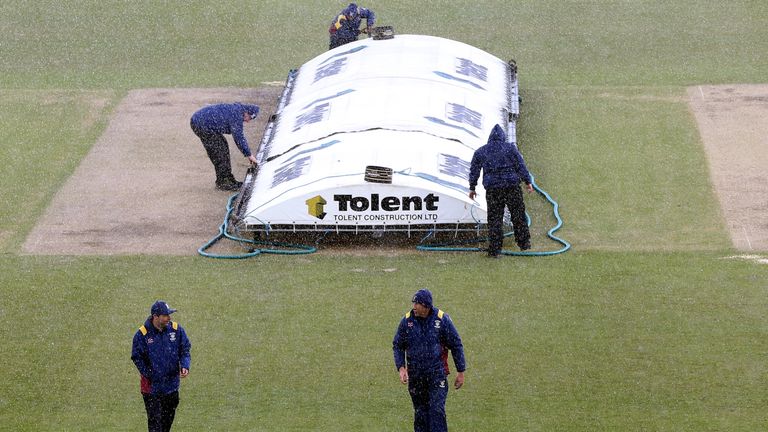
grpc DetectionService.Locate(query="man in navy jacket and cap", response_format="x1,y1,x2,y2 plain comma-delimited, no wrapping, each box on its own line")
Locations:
469,124,534,257
131,301,191,432
190,102,260,191
393,289,466,432
328,3,376,49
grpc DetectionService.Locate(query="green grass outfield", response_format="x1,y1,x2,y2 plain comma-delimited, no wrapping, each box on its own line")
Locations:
1,1,767,430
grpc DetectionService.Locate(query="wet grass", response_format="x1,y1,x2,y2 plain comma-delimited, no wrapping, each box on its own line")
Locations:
0,90,118,253
0,254,766,430
519,85,730,251
1,1,767,88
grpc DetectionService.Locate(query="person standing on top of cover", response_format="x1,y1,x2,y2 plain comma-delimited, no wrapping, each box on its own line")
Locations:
190,102,260,191
393,289,466,432
468,124,534,257
131,301,191,432
328,3,376,50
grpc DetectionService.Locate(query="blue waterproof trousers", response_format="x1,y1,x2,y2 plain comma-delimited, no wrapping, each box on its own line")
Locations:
142,391,179,432
329,34,358,50
486,185,529,255
191,121,236,186
408,372,449,432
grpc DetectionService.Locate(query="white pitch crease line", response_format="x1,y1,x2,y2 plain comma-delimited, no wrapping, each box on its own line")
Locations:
742,225,753,250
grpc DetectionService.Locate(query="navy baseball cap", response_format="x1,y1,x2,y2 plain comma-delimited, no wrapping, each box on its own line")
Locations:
243,104,259,120
412,289,433,308
151,300,177,316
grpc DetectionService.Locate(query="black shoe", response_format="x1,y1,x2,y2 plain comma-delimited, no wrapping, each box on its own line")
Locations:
520,242,531,251
216,180,242,191
486,252,501,259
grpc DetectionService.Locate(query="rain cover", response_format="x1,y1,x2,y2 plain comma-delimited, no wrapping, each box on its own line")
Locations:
238,34,519,232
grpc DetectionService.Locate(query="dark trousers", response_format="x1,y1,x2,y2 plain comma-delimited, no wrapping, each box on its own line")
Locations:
408,373,449,432
142,391,179,432
329,35,357,50
486,186,530,254
191,122,235,184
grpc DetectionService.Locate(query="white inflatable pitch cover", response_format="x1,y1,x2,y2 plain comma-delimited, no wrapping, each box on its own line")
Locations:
235,34,520,234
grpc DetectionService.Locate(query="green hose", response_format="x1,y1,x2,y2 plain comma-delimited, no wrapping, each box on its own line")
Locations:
198,194,317,259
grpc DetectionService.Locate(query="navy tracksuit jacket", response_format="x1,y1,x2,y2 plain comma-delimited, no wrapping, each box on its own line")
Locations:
131,318,191,395
393,307,465,432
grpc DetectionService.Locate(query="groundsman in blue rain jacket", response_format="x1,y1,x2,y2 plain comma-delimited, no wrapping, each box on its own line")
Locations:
190,102,260,191
468,124,534,256
393,289,465,432
469,124,531,191
328,3,376,50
